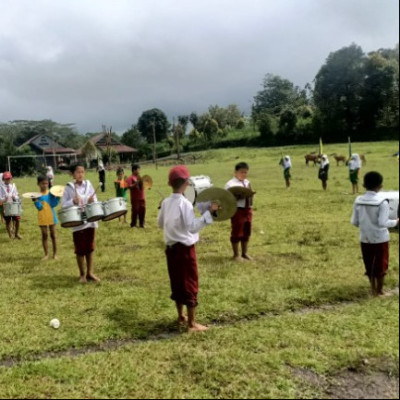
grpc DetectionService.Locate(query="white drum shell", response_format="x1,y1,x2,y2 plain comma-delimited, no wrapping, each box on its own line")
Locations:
184,176,213,205
58,207,83,228
381,191,399,220
103,198,128,221
4,201,22,217
84,202,105,222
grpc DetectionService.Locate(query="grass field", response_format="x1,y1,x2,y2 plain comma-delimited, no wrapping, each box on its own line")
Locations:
0,141,399,399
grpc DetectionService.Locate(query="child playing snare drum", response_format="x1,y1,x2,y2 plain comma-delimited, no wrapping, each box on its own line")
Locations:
0,171,22,239
62,164,100,283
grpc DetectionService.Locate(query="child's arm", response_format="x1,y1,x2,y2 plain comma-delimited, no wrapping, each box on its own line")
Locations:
351,203,360,227
378,201,398,229
34,199,44,211
181,202,213,234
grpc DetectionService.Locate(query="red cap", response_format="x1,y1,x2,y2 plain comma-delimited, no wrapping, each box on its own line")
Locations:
2,171,12,180
169,166,190,184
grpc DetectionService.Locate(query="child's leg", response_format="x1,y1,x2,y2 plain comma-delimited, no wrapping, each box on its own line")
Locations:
139,202,146,228
231,242,242,261
86,252,100,282
49,225,57,259
76,255,87,283
176,302,187,325
187,306,208,333
376,276,385,296
241,241,253,261
286,178,290,188
14,219,21,239
131,203,138,227
40,226,49,260
5,218,13,238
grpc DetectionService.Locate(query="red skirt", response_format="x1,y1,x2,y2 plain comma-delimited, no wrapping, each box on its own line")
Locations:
73,228,96,256
166,243,198,308
231,208,253,243
361,242,389,278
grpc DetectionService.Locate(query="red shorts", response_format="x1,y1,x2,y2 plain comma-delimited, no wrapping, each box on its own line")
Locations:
231,208,253,243
166,243,198,308
73,228,96,256
361,242,389,278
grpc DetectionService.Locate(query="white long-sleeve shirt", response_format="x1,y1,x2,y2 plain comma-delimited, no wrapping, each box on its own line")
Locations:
158,193,213,246
225,177,252,209
0,183,19,203
62,180,98,232
351,191,398,244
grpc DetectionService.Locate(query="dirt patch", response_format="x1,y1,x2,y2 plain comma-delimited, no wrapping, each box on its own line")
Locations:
292,364,399,399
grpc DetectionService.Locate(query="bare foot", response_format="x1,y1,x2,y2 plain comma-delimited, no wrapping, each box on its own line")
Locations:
233,256,244,263
41,255,49,262
15,234,22,240
53,255,59,260
242,254,254,261
79,276,87,284
87,274,101,283
378,291,392,297
178,315,188,326
188,323,209,333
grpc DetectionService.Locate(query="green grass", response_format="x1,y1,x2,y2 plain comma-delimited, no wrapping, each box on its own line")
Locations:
0,141,398,398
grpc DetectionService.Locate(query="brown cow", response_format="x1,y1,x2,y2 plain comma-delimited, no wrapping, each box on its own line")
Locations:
305,154,320,166
330,153,347,166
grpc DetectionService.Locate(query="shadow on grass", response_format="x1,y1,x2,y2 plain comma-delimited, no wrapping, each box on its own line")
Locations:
106,306,179,339
29,274,79,290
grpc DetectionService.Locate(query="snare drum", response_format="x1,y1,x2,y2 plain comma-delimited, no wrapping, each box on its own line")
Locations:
4,201,22,217
58,207,84,228
102,198,128,222
84,202,105,222
184,176,213,205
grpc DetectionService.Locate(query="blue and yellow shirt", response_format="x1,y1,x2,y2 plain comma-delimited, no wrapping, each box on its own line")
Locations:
34,191,60,226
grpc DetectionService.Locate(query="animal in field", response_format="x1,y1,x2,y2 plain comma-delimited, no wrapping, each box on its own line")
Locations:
330,153,347,166
305,154,320,166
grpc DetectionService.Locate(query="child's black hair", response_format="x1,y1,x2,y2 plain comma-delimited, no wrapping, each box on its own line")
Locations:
235,162,249,171
171,178,188,191
117,167,124,174
37,175,49,184
69,163,85,174
132,164,141,172
363,171,384,191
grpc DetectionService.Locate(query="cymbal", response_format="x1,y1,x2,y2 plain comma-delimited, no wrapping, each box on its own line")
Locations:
22,192,42,199
141,175,153,190
228,186,256,200
197,187,237,222
50,185,65,198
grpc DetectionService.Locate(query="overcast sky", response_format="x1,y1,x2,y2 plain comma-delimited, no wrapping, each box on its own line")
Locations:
0,0,398,133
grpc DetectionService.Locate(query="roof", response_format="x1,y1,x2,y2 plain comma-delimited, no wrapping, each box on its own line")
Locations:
88,133,137,153
19,134,78,154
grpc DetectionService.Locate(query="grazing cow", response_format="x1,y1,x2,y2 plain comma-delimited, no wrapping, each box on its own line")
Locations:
330,153,347,166
305,154,320,166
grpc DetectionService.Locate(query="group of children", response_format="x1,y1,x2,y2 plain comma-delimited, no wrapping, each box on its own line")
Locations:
279,153,362,193
1,157,398,331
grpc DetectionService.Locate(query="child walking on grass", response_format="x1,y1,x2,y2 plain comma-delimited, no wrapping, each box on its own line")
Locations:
351,171,399,296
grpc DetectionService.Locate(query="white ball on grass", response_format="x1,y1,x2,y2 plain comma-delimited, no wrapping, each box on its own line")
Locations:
50,318,60,329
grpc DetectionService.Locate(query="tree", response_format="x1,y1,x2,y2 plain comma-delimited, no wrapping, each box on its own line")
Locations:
121,125,146,148
256,111,274,145
137,109,170,142
189,112,199,130
313,44,366,138
279,109,297,134
253,74,307,118
177,115,190,135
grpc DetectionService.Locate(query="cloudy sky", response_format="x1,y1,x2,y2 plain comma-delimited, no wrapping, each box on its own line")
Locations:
0,0,398,133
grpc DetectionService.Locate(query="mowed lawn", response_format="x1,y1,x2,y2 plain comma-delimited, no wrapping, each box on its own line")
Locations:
0,141,398,399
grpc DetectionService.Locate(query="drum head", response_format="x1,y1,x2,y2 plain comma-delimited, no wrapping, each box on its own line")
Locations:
184,185,196,205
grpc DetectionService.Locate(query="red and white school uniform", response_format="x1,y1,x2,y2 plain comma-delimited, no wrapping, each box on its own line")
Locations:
62,181,98,256
0,183,21,221
225,177,253,244
351,191,398,278
158,193,213,308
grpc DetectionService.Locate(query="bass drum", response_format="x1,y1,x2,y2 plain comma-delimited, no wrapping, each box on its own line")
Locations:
184,176,213,205
382,191,399,220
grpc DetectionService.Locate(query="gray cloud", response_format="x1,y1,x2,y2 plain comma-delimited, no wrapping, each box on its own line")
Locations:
0,0,398,133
